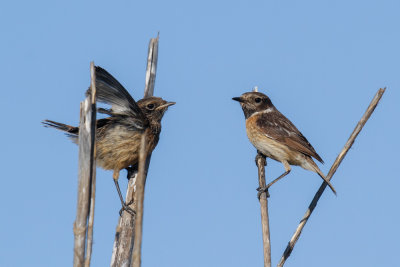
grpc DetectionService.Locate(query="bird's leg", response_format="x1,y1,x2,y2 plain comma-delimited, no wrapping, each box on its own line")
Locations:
113,170,136,217
257,161,291,198
267,161,291,188
124,166,139,206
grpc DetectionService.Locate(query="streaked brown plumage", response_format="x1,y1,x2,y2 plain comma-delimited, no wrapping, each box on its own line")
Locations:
43,66,175,215
233,91,336,195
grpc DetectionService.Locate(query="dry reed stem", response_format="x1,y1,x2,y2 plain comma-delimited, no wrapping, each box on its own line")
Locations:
110,178,136,267
131,135,147,267
84,62,97,267
256,154,272,267
110,35,159,267
277,88,386,267
74,62,97,267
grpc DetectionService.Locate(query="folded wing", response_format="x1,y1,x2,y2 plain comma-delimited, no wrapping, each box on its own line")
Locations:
257,111,324,163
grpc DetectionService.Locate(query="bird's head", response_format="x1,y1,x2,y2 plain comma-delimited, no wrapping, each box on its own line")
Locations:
232,92,274,119
137,97,175,123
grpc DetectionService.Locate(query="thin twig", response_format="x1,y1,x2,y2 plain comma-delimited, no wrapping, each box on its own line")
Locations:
84,62,97,267
256,153,272,267
277,88,386,267
111,35,159,267
73,63,98,267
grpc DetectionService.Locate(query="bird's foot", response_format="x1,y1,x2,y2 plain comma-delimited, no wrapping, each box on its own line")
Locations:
256,186,270,199
126,166,138,180
119,203,136,217
126,199,134,206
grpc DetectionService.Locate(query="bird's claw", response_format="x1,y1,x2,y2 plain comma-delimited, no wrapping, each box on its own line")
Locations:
255,153,266,167
257,186,270,199
119,203,136,217
126,166,138,180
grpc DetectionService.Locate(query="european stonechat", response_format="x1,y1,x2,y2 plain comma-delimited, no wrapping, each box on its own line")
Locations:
233,91,336,195
43,66,175,215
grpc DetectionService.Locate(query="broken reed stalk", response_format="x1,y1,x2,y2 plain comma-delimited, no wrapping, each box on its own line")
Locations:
256,153,272,267
144,33,159,98
73,62,97,267
110,35,159,267
277,88,386,267
84,62,97,267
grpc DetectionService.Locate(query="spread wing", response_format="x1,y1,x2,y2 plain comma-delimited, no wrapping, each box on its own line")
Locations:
87,66,149,130
257,110,324,163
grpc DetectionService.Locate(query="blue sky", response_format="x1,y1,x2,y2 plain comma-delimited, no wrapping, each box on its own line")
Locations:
1,0,399,266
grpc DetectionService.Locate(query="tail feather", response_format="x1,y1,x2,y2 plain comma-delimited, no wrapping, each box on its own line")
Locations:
42,120,79,138
315,168,337,195
304,157,337,195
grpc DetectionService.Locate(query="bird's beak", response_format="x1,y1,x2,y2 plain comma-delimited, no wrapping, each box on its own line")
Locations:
232,97,243,103
157,101,176,110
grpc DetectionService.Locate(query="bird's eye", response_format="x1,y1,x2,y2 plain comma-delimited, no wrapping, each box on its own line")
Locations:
255,97,262,103
147,103,155,110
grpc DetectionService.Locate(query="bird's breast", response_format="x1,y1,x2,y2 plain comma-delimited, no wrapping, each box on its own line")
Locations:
246,116,293,163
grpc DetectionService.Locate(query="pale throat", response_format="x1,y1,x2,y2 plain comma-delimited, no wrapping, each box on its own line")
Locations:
248,107,274,119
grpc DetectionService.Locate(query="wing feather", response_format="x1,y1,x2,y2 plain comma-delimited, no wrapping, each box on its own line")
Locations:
87,66,148,129
257,110,324,163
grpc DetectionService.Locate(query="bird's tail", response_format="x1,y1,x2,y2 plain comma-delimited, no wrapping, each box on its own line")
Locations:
42,120,79,140
304,157,337,195
315,168,337,195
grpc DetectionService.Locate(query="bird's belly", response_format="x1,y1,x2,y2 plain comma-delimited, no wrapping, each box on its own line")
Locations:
246,121,299,164
95,126,157,171
96,136,140,171
248,132,289,162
